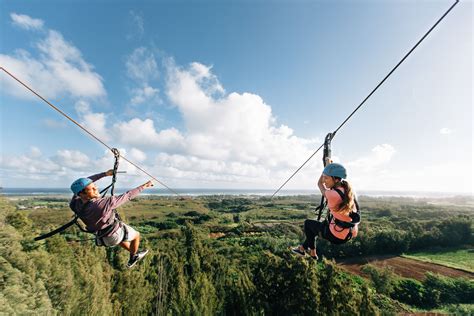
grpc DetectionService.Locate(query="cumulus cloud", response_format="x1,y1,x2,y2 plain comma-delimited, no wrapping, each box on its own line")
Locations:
114,118,186,151
10,13,44,30
1,15,105,100
126,47,159,82
0,148,144,187
129,148,147,162
125,47,160,105
130,85,159,105
75,100,91,114
135,60,319,187
29,146,42,158
346,144,396,190
72,100,111,142
166,61,315,164
1,152,62,175
53,149,90,169
440,127,452,135
347,144,396,172
81,112,110,141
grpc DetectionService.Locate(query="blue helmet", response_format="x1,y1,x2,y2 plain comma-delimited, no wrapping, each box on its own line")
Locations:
323,163,347,179
70,178,92,194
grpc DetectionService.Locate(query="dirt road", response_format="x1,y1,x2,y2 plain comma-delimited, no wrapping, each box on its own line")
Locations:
338,255,474,280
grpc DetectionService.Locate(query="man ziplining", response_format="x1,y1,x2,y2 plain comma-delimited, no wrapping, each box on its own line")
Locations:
70,170,153,268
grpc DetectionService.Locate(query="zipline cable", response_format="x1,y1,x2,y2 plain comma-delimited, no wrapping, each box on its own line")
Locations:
271,0,459,198
0,66,182,197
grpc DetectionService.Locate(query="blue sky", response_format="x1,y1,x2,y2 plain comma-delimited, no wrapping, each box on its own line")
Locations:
0,0,472,194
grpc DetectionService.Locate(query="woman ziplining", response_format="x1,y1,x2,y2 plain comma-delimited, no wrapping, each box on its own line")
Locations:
291,134,360,260
292,161,360,260
275,0,458,260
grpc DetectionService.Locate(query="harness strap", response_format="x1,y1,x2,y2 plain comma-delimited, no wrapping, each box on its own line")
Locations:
34,200,91,241
34,218,78,241
327,187,361,241
34,149,121,243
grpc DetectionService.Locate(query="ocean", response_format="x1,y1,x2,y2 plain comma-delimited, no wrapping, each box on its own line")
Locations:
0,187,468,198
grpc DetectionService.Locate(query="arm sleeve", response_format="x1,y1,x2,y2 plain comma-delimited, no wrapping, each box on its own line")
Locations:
88,172,108,182
105,185,145,210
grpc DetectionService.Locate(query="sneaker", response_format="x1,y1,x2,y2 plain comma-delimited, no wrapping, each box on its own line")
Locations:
291,246,306,257
126,249,149,269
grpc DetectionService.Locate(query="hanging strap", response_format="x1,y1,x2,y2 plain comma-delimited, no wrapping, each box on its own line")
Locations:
316,132,334,221
34,201,91,241
328,187,361,228
34,148,121,242
34,218,78,241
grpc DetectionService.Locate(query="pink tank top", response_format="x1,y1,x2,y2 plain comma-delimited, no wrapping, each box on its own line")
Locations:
324,188,358,240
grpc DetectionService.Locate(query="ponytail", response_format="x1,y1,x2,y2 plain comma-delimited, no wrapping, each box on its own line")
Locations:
334,179,355,216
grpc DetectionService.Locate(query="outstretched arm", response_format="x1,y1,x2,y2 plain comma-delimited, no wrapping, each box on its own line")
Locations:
87,169,116,182
105,180,154,209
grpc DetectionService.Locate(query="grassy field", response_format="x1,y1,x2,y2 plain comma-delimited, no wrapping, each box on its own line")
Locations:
402,246,474,273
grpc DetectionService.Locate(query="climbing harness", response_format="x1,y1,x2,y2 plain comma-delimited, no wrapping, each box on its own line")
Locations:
326,187,360,242
271,0,459,198
34,148,123,243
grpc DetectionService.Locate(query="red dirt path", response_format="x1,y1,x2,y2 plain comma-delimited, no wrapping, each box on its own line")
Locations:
337,255,474,281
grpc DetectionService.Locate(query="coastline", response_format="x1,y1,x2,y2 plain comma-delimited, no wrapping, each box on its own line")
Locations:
0,188,472,199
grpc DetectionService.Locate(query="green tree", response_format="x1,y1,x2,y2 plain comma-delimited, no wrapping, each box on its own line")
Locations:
393,278,425,307
361,264,396,296
253,252,320,315
318,260,362,316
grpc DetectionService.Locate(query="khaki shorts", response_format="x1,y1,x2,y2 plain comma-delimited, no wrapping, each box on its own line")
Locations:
101,224,139,247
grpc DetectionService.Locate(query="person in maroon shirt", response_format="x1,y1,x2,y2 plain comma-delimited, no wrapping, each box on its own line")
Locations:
70,170,153,268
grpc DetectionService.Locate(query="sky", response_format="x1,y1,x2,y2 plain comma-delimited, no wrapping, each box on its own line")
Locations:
0,0,472,194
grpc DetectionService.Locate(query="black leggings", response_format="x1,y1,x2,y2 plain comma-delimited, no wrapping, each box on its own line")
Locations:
302,219,346,249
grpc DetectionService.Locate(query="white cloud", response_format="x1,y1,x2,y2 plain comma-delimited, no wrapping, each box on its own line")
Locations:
125,47,161,105
81,112,110,142
130,148,147,162
53,149,90,169
346,144,397,190
1,19,106,100
1,152,62,174
148,60,320,186
0,148,142,187
10,13,44,30
72,100,110,142
130,85,160,105
113,118,186,151
114,118,160,147
347,144,396,171
37,30,105,98
30,146,42,158
75,100,91,114
126,47,159,82
440,127,452,135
